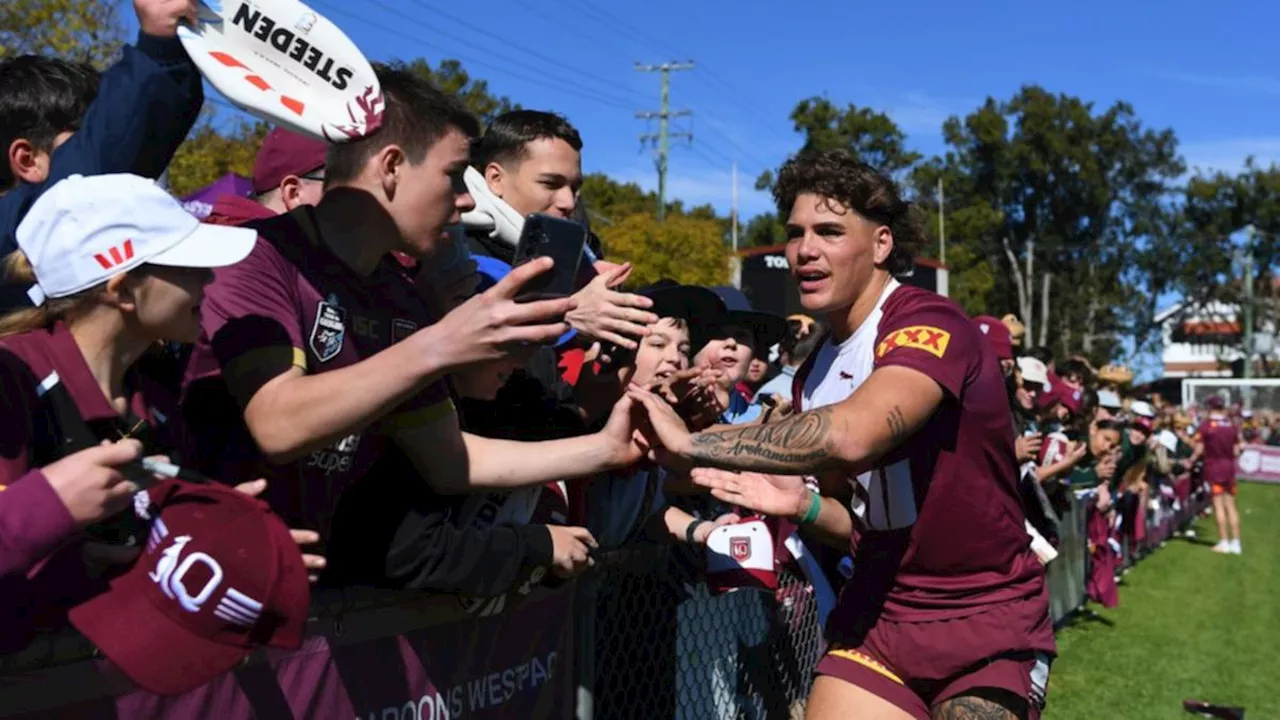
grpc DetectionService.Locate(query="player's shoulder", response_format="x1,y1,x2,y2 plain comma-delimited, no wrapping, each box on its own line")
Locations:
875,285,979,355
881,285,973,329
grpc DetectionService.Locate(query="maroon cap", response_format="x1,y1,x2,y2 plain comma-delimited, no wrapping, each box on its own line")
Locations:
69,481,309,695
972,315,1013,360
1132,416,1154,434
252,128,328,195
1205,395,1225,410
1038,385,1083,415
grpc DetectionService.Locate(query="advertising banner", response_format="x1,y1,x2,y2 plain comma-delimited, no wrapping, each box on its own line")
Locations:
3,586,574,720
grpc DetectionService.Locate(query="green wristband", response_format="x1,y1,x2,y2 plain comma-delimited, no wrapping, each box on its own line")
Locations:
800,490,822,525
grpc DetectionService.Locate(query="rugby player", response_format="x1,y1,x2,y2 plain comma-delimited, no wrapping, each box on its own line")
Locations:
629,149,1053,720
1198,396,1243,554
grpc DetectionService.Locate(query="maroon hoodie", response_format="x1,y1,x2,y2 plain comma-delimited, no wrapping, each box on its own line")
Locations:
204,194,276,226
0,470,76,580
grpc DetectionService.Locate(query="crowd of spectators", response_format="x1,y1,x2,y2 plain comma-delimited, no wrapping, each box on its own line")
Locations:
0,0,1250,713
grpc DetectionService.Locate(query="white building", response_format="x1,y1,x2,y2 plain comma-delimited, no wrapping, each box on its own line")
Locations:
1157,300,1276,378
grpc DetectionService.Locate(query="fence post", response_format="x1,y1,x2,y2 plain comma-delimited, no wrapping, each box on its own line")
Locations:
575,575,598,720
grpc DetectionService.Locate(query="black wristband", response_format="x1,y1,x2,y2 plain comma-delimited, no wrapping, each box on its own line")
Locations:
685,520,707,544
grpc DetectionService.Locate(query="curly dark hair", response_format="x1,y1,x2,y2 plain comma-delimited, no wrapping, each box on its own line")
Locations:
772,148,925,275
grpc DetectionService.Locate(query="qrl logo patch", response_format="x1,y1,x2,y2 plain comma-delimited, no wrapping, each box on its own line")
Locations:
309,301,347,363
730,536,751,562
876,325,951,359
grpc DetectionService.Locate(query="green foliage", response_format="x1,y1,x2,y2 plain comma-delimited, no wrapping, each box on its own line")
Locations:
402,58,516,126
601,213,730,287
909,86,1184,365
0,0,123,68
741,212,785,248
579,173,720,228
166,112,270,197
755,97,921,190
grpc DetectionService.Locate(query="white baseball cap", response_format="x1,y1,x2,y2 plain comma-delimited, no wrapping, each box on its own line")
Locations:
1129,400,1156,419
1016,356,1049,388
16,174,257,305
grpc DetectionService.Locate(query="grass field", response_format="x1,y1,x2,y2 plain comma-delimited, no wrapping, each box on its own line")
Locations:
1048,482,1279,720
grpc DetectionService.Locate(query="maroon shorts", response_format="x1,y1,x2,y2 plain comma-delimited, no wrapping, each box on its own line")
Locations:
1204,460,1238,496
815,590,1055,719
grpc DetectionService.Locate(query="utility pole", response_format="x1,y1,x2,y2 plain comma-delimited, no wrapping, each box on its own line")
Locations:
1243,225,1257,382
636,61,693,222
937,178,946,265
731,161,739,251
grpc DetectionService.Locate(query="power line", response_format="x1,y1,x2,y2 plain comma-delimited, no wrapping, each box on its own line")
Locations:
405,0,651,105
636,62,694,222
690,112,772,175
683,144,731,172
313,0,637,112
554,0,791,151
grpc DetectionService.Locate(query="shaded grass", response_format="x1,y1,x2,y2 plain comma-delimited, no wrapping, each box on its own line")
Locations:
1048,483,1280,719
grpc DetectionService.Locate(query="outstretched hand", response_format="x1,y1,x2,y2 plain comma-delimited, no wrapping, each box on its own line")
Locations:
626,384,696,465
235,479,326,583
690,468,808,519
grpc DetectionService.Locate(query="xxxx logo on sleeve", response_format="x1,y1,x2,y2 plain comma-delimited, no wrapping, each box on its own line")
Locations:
876,325,952,359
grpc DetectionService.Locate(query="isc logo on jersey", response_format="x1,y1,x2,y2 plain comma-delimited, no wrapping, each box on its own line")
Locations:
876,325,951,359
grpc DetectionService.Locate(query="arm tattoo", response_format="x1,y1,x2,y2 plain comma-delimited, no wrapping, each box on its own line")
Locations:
886,405,908,444
933,694,1021,720
687,407,841,473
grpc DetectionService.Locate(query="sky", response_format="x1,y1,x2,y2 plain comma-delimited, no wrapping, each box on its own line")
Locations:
143,0,1280,376
177,0,1280,220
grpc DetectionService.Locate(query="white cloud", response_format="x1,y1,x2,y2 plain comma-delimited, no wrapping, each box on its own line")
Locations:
1160,72,1280,96
1181,137,1280,175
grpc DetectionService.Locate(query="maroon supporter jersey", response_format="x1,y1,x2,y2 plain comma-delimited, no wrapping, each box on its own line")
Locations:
796,281,1044,629
0,323,188,485
1197,417,1238,463
181,206,451,535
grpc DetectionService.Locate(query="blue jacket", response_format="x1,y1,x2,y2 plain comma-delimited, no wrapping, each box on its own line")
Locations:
0,32,203,257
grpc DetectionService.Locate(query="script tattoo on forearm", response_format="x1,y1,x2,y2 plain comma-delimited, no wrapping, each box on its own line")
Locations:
687,407,841,473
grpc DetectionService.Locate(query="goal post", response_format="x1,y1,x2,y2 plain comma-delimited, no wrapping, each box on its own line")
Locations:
1182,378,1280,411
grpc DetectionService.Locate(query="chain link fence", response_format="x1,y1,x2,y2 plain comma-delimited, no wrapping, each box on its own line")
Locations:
581,541,824,720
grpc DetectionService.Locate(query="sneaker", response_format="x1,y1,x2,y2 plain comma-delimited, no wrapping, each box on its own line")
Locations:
1212,541,1231,553
1230,540,1242,555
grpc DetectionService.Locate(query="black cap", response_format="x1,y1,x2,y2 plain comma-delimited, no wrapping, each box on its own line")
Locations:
706,286,788,355
638,281,728,353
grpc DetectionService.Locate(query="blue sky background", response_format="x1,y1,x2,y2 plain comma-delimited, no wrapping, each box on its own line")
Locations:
130,0,1279,376
161,0,1280,219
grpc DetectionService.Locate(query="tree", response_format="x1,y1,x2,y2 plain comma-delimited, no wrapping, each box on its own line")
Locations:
1171,160,1280,360
601,213,731,287
404,58,516,126
910,87,1184,365
741,212,785,248
165,114,270,197
579,173,722,228
0,0,123,68
756,97,921,190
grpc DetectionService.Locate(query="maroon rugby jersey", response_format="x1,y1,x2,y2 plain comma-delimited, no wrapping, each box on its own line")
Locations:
795,281,1045,627
181,207,452,536
1197,417,1239,463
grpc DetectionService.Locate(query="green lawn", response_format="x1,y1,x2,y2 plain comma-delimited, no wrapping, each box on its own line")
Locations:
1048,482,1280,720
